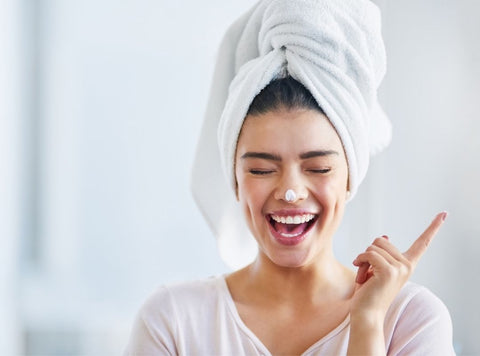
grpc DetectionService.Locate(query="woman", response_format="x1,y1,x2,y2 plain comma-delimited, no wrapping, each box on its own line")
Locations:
125,0,454,354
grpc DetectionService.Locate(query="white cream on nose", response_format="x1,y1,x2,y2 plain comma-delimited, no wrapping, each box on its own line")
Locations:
285,189,297,202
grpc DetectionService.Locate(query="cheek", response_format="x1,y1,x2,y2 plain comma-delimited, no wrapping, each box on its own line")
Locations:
237,177,271,216
316,177,343,194
236,179,270,235
313,175,348,203
238,179,265,204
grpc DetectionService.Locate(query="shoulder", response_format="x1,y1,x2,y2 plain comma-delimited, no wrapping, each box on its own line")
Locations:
390,282,450,316
124,276,227,355
389,282,452,327
385,282,455,355
142,275,226,318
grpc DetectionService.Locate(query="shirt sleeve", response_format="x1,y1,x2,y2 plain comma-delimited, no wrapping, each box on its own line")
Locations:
387,286,455,356
123,286,178,356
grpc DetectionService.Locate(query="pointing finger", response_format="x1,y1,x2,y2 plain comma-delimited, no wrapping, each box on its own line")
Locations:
404,211,447,264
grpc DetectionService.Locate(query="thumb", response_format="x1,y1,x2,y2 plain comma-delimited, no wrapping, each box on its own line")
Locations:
404,211,447,265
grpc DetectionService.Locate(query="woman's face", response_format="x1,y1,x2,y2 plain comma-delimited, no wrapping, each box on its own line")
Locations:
235,108,349,268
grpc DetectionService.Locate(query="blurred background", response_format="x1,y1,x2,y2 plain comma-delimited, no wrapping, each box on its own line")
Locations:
1,0,479,355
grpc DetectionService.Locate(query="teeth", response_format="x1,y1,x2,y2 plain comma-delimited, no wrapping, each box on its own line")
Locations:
271,214,315,224
281,231,302,238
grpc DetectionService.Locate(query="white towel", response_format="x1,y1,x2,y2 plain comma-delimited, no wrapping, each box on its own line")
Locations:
191,0,391,269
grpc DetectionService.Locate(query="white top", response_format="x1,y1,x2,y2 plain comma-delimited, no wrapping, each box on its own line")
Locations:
124,276,455,355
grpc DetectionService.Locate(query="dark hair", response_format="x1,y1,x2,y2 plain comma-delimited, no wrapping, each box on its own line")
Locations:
246,76,325,116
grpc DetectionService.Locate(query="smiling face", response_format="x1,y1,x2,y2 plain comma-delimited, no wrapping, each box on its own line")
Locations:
235,108,349,268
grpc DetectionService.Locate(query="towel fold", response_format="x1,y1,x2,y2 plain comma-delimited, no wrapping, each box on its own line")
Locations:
192,0,391,269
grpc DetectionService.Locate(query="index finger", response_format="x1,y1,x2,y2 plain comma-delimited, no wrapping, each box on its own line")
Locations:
404,211,448,264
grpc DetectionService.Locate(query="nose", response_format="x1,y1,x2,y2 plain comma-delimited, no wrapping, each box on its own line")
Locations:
273,169,308,203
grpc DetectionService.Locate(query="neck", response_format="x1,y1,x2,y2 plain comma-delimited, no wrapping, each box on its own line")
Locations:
235,250,355,306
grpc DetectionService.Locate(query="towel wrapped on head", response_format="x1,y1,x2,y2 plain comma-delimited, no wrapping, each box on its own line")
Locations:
191,0,391,269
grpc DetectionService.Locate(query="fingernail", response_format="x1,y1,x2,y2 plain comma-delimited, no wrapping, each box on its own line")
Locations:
440,211,448,222
382,235,389,240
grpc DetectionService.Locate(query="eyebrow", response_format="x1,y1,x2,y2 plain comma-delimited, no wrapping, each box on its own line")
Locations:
241,150,338,161
241,152,282,161
299,150,339,159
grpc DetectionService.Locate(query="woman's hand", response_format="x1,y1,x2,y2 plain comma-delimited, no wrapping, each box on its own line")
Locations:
347,212,447,356
351,211,447,319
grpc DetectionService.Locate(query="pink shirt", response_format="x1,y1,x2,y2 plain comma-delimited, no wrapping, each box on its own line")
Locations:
124,276,455,355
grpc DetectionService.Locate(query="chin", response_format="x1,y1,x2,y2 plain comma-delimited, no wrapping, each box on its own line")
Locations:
263,249,314,269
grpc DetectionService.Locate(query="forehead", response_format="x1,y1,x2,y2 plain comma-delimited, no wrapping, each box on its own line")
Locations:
236,108,345,155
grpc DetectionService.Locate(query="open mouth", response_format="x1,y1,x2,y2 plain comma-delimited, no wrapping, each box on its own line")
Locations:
267,213,318,244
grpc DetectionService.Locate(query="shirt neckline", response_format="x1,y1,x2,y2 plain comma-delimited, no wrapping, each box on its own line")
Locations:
218,274,351,356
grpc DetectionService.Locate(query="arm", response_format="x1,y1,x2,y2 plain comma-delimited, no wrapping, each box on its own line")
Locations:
347,212,447,356
348,311,386,356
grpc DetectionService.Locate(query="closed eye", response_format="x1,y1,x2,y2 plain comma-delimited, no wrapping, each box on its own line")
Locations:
250,169,275,175
308,168,331,174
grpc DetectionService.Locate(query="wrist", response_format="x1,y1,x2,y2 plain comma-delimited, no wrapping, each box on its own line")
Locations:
350,309,385,329
348,312,386,356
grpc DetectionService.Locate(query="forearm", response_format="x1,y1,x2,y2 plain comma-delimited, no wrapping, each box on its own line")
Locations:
347,312,386,356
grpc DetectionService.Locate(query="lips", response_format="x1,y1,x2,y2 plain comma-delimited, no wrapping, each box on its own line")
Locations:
267,212,318,245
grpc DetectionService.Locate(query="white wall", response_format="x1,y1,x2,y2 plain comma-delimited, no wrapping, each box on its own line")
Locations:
0,0,21,353
381,2,479,354
14,1,257,354
4,0,479,355
342,2,480,354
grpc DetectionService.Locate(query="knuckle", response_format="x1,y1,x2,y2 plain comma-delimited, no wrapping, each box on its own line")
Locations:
404,260,414,274
396,261,413,279
365,250,377,259
383,265,396,279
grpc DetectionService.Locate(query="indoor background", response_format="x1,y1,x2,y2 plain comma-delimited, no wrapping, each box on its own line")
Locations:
1,0,479,355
